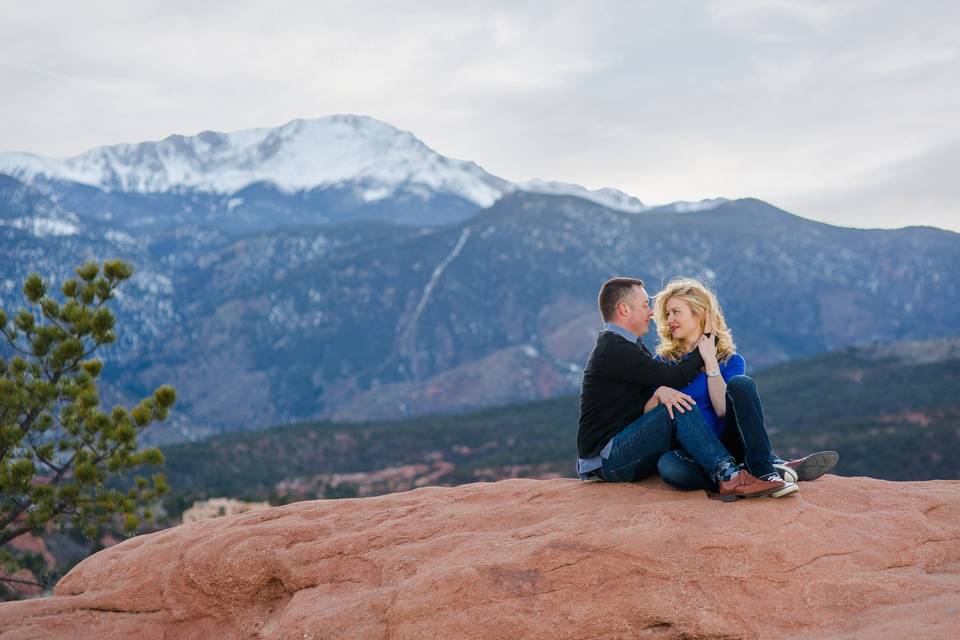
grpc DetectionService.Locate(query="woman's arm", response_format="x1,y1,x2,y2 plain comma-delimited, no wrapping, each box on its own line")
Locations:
697,335,727,416
703,347,746,417
706,368,727,417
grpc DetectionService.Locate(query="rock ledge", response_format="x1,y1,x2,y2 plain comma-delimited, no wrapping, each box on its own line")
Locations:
2,476,959,639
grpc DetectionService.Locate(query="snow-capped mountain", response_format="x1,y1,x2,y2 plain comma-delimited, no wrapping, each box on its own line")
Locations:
0,115,689,215
0,115,514,208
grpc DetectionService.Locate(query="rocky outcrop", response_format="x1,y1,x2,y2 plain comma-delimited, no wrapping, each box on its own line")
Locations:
2,476,959,639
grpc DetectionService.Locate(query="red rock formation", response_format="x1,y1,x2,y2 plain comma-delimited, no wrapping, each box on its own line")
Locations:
2,476,959,639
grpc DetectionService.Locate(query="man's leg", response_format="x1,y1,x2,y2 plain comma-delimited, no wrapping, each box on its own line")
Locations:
601,405,735,483
600,406,674,482
601,403,790,499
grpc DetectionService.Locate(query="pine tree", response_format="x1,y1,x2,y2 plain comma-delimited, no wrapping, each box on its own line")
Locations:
0,260,175,589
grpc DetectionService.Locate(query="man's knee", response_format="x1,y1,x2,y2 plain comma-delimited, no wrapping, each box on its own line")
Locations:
726,375,756,395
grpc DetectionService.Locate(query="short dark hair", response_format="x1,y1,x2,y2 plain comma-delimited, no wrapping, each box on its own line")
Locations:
598,277,645,321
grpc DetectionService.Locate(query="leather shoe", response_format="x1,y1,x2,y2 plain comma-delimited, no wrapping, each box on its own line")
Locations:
718,470,788,500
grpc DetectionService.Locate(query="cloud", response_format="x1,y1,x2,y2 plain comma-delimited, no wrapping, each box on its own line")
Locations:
784,138,960,231
1,1,957,230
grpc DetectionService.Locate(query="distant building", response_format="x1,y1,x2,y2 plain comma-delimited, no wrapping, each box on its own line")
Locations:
182,498,270,523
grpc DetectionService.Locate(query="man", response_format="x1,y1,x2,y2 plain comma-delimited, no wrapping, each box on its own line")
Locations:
577,277,794,499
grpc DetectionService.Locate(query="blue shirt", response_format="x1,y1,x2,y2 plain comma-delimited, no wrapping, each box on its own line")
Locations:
655,351,746,436
576,322,640,479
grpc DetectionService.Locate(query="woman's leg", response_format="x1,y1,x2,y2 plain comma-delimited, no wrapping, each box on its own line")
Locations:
723,375,778,479
657,450,716,491
601,405,736,483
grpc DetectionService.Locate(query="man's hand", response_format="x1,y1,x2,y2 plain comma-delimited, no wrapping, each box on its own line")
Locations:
651,386,696,419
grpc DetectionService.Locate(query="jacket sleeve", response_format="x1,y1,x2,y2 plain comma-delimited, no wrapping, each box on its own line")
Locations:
601,338,705,388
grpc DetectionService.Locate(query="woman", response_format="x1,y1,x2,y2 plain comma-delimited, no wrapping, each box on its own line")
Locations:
647,277,837,494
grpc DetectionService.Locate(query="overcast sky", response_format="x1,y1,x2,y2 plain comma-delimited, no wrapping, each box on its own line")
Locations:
2,0,957,231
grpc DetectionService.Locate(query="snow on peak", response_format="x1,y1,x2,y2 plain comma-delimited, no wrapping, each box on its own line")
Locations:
663,198,729,213
515,179,648,213
0,115,725,215
0,115,510,207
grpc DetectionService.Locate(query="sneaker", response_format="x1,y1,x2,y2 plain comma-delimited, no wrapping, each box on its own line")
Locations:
769,481,799,498
773,463,799,483
778,451,839,482
718,470,787,501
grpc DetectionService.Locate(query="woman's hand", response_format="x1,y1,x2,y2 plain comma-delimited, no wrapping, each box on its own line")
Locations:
651,386,696,419
697,333,718,363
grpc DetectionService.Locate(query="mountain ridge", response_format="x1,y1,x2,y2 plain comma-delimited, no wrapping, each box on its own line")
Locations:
2,119,958,441
0,114,679,215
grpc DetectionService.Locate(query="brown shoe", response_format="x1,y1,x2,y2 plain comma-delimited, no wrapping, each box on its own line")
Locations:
718,470,787,500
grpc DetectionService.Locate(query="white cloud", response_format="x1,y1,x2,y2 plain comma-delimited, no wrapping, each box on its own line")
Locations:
0,0,957,230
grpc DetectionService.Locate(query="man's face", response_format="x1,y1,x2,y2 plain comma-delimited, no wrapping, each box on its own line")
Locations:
618,286,653,336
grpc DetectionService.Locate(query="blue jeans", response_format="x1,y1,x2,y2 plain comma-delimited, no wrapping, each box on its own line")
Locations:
657,375,780,491
600,404,734,482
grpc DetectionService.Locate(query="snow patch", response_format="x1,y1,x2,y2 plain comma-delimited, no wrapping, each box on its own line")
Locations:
361,186,392,202
132,271,174,296
517,179,648,213
105,229,136,245
2,217,79,236
668,198,728,213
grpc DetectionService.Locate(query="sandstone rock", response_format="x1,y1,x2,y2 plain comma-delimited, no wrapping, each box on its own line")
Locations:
2,476,959,639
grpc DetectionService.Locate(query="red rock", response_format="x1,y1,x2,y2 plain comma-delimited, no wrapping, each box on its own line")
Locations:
2,476,959,639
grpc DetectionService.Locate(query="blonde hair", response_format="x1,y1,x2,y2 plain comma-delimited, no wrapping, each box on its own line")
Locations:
653,277,737,363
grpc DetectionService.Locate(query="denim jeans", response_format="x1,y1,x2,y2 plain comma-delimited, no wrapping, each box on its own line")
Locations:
657,375,780,490
600,403,734,482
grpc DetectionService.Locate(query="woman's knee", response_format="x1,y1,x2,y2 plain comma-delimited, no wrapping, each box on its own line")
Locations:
658,451,707,491
726,375,756,395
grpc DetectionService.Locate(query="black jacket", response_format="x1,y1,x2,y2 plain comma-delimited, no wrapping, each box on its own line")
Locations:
577,331,705,457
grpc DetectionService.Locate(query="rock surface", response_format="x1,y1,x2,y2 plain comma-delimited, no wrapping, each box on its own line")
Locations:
2,476,960,639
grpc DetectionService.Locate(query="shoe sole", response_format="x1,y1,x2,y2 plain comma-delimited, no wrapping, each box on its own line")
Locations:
791,451,839,481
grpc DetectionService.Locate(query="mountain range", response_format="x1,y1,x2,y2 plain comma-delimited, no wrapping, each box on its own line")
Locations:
1,115,958,442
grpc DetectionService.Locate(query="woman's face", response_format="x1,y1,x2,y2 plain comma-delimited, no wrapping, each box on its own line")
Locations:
664,296,701,343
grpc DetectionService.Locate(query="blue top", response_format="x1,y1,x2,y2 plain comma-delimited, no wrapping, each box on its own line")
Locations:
655,351,746,437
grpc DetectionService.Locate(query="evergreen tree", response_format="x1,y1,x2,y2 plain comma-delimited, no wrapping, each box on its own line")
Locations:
0,260,175,590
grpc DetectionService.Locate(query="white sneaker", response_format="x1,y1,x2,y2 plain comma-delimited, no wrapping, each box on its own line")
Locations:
773,463,799,483
769,481,799,498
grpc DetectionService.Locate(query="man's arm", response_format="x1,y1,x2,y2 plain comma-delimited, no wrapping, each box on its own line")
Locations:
601,337,705,388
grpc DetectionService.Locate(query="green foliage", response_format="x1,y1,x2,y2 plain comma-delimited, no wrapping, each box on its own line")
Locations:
0,261,176,588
